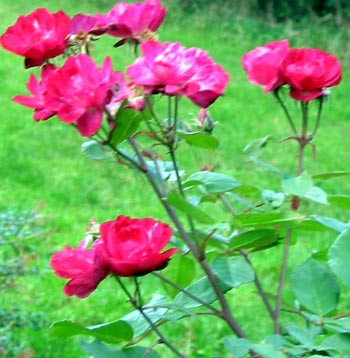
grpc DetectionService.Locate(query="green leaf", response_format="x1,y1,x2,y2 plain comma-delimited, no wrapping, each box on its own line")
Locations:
324,318,350,333
320,334,350,355
284,324,322,349
328,229,350,288
304,186,328,205
183,171,240,194
229,229,279,251
211,257,254,288
110,108,141,146
51,319,133,344
223,337,251,357
121,294,167,338
282,172,313,197
80,339,123,358
313,171,350,180
82,140,114,161
80,340,160,358
173,276,230,309
250,343,286,358
177,131,219,150
166,191,215,224
262,190,285,208
290,258,340,316
233,212,304,229
311,215,348,233
243,135,270,157
328,195,350,208
162,255,196,298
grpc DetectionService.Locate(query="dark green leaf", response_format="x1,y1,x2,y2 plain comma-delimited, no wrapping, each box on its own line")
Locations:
166,191,215,224
51,319,133,344
177,131,219,150
110,108,141,146
328,229,350,288
211,257,254,288
228,229,279,251
183,171,240,194
290,259,340,316
233,212,304,229
282,172,313,197
313,171,350,180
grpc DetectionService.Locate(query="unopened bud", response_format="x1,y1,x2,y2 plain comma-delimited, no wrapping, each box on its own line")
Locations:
197,108,214,133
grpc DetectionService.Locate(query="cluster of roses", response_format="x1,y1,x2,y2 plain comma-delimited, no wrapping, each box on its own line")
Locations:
0,0,229,137
242,39,342,102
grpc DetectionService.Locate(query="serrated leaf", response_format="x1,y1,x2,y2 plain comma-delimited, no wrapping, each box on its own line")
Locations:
82,140,114,161
233,212,304,229
121,295,167,338
243,135,270,157
51,319,133,344
282,172,313,197
328,229,350,288
177,131,219,150
166,191,215,224
211,257,254,288
183,171,240,194
229,229,279,251
173,276,230,309
311,215,348,233
110,108,141,146
290,259,340,316
313,171,350,180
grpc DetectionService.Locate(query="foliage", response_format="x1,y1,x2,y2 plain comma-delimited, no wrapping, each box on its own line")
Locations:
0,1,350,358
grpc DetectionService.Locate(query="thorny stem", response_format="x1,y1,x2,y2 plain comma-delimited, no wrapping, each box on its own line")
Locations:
115,276,187,358
128,137,247,339
274,101,310,333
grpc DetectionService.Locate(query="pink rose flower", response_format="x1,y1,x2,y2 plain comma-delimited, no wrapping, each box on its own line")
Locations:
280,48,342,102
50,238,109,298
96,215,178,277
127,40,230,107
12,64,57,121
43,54,126,136
69,14,111,38
104,0,167,43
242,40,289,93
0,8,71,68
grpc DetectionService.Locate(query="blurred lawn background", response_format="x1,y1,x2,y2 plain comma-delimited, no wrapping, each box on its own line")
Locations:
0,0,349,357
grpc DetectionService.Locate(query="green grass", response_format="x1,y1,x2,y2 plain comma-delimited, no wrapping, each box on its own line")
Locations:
0,1,350,357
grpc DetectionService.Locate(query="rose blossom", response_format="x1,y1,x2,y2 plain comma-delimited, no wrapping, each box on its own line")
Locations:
242,39,289,93
104,0,167,43
96,215,178,277
13,64,57,121
126,40,230,107
50,238,109,298
280,48,342,102
43,54,126,136
0,8,71,68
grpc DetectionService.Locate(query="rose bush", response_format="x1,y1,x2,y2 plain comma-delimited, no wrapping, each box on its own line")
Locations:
2,1,350,357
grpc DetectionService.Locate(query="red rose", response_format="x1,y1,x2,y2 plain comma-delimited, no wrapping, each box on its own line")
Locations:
242,40,289,93
96,215,178,277
50,238,109,298
0,8,71,68
280,48,342,102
